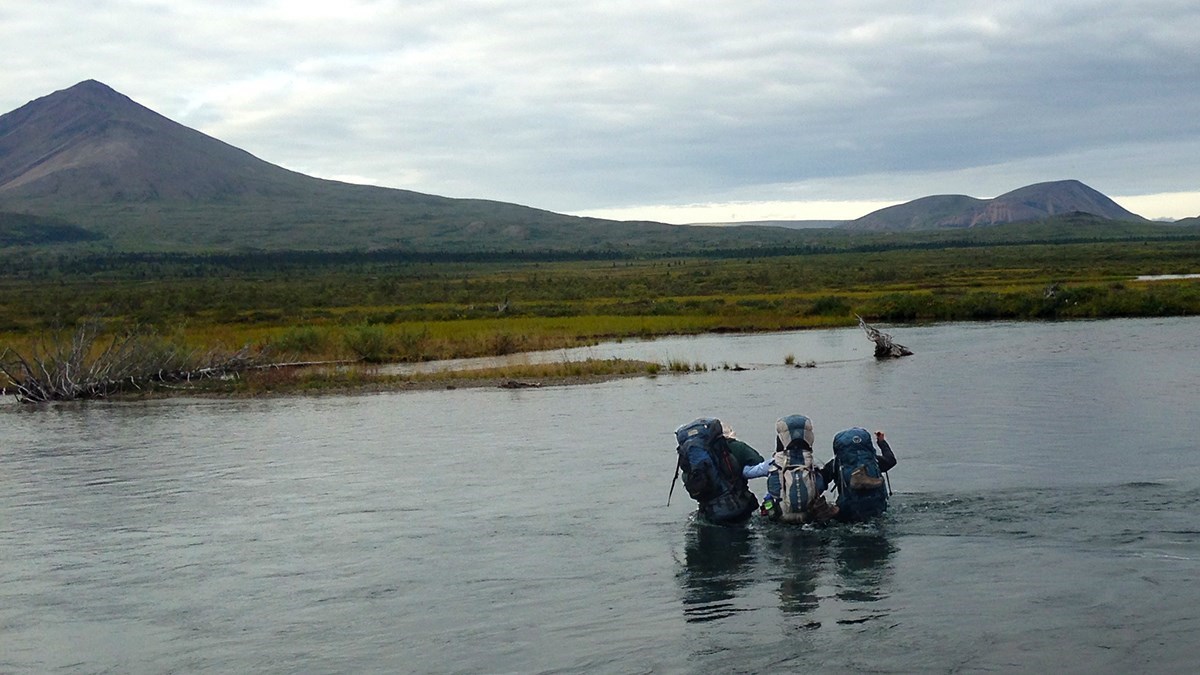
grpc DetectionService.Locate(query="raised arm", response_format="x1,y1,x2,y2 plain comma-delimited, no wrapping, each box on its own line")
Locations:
875,430,897,473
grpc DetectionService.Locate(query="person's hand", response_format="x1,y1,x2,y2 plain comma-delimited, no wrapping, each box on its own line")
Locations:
874,430,886,442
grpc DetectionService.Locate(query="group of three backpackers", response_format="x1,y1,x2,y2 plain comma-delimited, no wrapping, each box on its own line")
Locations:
671,415,898,526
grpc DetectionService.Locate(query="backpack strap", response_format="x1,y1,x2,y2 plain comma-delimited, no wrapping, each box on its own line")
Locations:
714,436,749,489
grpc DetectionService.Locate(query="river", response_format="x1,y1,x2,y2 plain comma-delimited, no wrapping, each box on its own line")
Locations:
3,317,1199,673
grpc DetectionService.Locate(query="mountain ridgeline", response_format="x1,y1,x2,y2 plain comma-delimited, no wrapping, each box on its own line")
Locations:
843,180,1147,230
0,80,1183,253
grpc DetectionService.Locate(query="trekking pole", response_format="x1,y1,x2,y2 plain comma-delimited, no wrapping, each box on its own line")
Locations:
667,459,681,506
884,471,893,496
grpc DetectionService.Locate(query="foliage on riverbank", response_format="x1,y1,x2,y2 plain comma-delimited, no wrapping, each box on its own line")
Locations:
0,322,262,402
143,357,665,398
1,236,1198,396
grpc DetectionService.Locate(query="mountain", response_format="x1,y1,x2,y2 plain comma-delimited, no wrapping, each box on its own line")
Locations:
0,79,313,202
845,180,1147,231
0,80,805,252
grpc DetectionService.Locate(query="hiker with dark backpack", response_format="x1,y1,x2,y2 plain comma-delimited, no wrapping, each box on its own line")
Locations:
670,418,771,525
819,428,897,523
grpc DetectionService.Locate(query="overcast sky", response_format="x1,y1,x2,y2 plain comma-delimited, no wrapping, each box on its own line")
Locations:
4,1,1200,222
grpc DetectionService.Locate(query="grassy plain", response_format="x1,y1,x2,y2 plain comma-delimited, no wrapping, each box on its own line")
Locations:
1,229,1198,395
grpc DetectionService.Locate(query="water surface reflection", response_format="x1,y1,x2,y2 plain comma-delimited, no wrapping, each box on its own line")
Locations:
5,317,1200,673
679,522,897,628
678,524,756,623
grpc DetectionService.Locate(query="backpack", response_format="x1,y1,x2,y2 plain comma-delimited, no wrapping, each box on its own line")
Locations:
831,427,888,522
766,415,828,523
673,417,758,524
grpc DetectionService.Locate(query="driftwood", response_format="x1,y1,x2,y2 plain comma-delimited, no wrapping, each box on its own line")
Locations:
0,322,264,403
856,314,913,358
499,379,541,389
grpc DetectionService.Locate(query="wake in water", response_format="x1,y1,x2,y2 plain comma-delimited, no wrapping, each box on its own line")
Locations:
675,480,1200,627
891,481,1200,556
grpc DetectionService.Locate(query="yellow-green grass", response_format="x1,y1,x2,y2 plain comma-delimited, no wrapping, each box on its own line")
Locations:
5,277,1197,372
3,238,1199,380
193,357,665,397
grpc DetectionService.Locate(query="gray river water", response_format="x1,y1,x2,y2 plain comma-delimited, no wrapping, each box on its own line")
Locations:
3,317,1199,673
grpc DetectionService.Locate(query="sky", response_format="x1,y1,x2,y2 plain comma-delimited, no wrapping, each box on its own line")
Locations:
3,1,1200,223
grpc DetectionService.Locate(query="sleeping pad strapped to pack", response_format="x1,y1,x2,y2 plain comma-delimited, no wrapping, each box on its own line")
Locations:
766,414,826,523
831,427,888,521
674,417,758,524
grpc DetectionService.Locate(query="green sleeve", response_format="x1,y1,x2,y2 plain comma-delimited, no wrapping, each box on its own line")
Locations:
726,438,765,469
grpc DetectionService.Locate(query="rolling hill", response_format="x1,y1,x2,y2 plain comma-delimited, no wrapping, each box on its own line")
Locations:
845,180,1147,230
0,80,807,252
0,81,1172,253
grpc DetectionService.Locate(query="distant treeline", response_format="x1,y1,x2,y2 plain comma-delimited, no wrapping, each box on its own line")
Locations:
0,212,106,247
4,230,1199,280
0,246,835,279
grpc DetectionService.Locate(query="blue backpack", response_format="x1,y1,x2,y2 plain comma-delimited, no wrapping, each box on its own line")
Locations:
831,427,888,522
673,417,758,524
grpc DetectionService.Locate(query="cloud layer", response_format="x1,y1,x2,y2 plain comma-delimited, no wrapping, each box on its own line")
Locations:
4,1,1199,219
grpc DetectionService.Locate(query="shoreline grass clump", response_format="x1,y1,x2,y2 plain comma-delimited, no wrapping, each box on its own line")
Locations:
159,357,664,398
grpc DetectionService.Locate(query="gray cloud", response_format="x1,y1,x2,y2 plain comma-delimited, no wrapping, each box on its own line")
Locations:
4,1,1199,215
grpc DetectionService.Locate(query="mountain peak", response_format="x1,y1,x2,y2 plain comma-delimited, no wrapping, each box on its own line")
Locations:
63,79,120,96
0,79,295,202
27,79,136,115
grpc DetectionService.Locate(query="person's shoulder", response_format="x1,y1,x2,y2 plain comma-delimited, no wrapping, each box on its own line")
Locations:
726,438,763,460
725,438,751,453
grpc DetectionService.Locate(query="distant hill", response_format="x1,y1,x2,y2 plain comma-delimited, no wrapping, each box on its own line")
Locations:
845,180,1147,231
0,81,1178,253
688,219,846,229
0,81,807,253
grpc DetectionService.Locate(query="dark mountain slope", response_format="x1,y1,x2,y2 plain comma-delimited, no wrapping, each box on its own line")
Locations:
844,194,986,231
978,180,1144,225
0,81,809,252
0,211,104,246
0,80,317,202
845,179,1146,231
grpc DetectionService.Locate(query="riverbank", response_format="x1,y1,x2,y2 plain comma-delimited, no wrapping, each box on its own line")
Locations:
90,357,671,401
3,237,1198,403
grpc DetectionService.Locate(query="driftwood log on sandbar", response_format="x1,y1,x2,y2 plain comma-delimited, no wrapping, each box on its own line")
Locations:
856,314,913,358
0,322,262,403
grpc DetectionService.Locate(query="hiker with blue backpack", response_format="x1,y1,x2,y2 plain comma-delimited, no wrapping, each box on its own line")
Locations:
671,417,772,525
818,428,897,523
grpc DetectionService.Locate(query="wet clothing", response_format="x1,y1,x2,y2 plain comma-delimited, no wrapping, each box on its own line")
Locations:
676,434,765,525
818,438,895,485
726,438,769,479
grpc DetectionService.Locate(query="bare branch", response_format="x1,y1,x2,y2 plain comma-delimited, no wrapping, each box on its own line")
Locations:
0,321,267,403
856,314,913,359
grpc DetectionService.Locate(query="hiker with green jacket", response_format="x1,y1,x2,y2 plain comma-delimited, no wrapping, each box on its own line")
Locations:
720,421,773,479
672,418,772,525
